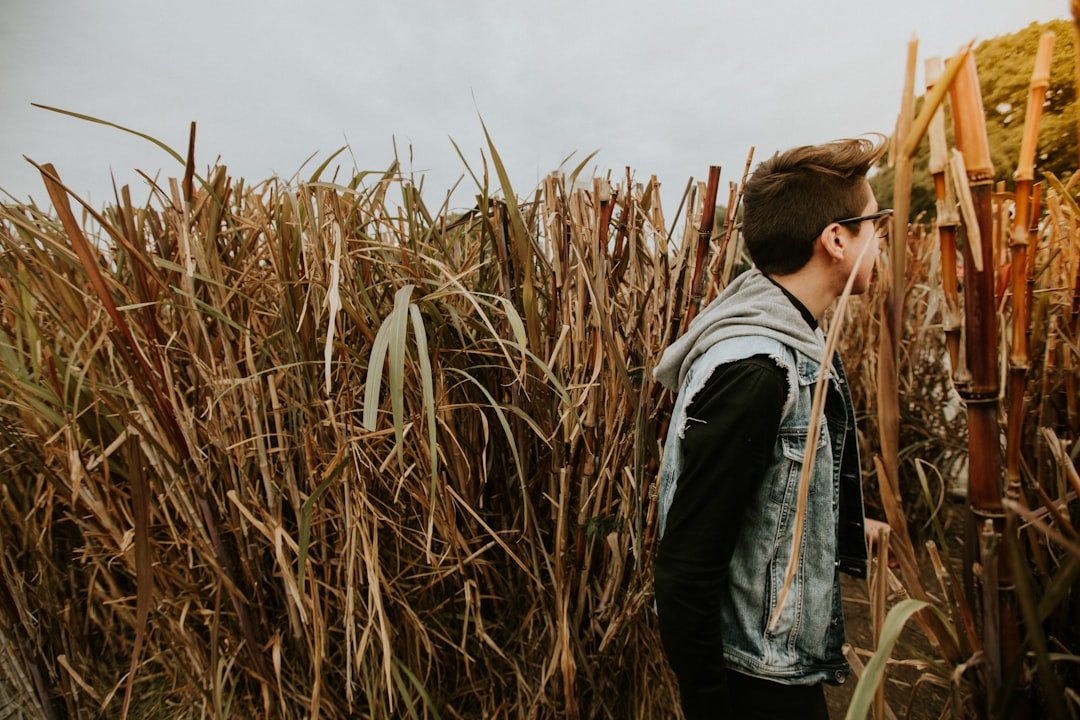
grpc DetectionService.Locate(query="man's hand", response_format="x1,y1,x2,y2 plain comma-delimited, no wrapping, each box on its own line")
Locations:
864,518,897,568
864,518,890,547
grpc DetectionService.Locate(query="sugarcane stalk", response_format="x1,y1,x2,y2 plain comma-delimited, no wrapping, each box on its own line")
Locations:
876,37,919,517
872,526,890,720
683,165,722,329
1006,31,1055,503
1001,32,1056,717
891,37,918,335
948,49,1027,719
949,50,1001,510
705,180,736,300
1015,183,1057,580
595,177,614,314
980,520,1003,705
664,181,697,347
1025,182,1042,384
994,182,1007,274
707,147,755,301
926,57,963,377
880,42,971,503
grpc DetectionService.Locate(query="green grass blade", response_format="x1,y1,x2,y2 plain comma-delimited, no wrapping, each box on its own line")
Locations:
362,313,394,432
393,657,442,720
387,285,414,467
566,149,600,190
307,146,347,184
497,296,528,350
409,303,438,503
32,102,192,169
844,599,931,720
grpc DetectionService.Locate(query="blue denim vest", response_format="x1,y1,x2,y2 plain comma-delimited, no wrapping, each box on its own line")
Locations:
657,334,864,685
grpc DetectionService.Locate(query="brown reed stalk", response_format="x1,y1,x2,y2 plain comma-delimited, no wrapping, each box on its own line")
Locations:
1006,31,1055,509
683,165,721,328
948,51,1001,509
876,37,919,508
948,49,1028,719
870,44,968,667
706,147,754,301
1025,185,1042,331
871,525,891,720
880,42,971,499
664,181,696,348
926,57,963,376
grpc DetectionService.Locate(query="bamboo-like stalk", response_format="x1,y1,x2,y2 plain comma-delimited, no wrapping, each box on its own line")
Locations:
948,50,1001,511
664,182,696,347
871,526,891,720
1006,31,1055,509
948,49,1027,720
891,36,919,336
880,43,971,501
683,165,721,329
868,45,968,668
877,38,919,506
706,147,754,301
979,520,1003,704
926,57,963,376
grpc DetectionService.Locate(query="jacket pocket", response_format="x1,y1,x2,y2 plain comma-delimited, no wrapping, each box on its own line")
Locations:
771,426,828,506
779,425,828,462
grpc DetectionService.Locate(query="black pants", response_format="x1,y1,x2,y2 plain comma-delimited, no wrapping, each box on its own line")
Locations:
726,670,830,720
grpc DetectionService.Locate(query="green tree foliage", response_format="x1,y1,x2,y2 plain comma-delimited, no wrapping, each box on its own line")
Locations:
871,19,1076,217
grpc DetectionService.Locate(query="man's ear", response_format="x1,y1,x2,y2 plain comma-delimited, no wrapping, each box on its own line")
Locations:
820,224,845,262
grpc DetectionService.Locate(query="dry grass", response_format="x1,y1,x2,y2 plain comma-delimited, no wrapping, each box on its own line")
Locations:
0,143,723,717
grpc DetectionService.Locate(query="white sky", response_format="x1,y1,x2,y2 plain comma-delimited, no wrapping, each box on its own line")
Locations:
1,0,1069,214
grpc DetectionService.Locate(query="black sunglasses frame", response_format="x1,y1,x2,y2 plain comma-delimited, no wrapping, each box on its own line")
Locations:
834,208,893,227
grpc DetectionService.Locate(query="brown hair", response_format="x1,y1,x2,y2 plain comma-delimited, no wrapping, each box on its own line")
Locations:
741,137,888,275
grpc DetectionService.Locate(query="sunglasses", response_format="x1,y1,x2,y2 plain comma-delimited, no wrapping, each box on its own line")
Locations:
834,208,893,236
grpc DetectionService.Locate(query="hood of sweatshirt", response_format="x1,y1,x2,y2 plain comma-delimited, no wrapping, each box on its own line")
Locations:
653,268,827,392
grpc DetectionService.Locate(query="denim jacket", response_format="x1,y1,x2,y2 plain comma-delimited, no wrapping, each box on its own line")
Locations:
654,270,867,686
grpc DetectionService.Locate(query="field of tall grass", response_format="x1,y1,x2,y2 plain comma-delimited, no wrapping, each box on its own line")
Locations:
1,26,1077,720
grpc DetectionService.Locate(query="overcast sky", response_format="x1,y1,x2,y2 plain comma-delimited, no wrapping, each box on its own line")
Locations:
1,0,1068,214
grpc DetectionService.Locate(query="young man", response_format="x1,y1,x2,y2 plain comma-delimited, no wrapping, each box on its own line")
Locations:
652,138,889,719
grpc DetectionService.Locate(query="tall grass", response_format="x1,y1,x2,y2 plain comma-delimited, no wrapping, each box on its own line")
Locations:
0,136,716,717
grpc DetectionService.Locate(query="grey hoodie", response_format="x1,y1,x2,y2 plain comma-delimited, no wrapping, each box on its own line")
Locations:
653,268,827,393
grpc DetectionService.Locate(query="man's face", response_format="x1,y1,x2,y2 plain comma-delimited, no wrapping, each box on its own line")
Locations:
845,186,884,295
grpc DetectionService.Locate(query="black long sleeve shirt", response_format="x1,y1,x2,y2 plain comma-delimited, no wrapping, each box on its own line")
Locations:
654,281,819,718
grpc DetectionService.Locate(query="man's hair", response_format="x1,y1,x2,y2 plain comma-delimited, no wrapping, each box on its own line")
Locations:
741,137,888,275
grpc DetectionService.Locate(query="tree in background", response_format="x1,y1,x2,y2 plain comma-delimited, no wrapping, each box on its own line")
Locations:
872,19,1076,216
